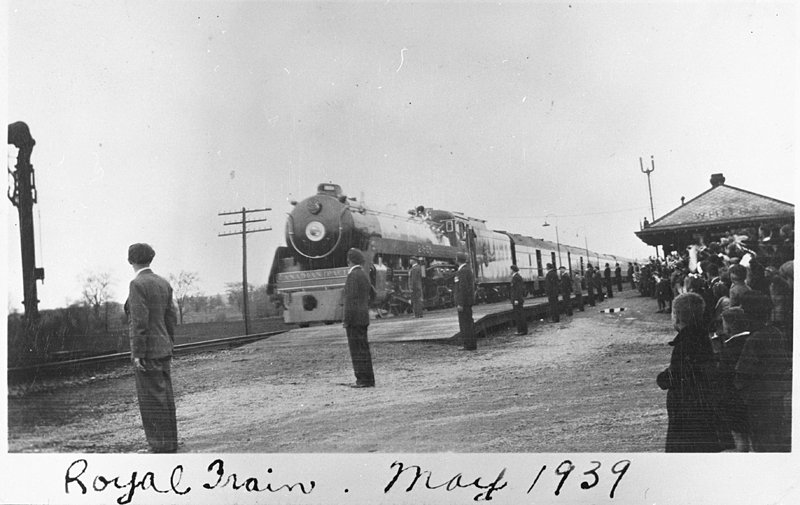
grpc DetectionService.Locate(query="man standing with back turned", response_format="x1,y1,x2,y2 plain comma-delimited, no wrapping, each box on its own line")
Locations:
343,248,375,387
455,252,477,350
545,263,560,323
509,264,527,335
127,242,179,453
409,257,424,318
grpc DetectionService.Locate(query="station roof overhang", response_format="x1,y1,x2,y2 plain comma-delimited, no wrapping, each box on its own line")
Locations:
634,176,794,248
635,214,792,246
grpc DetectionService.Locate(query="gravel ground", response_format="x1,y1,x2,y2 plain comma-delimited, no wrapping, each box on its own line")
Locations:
7,289,676,453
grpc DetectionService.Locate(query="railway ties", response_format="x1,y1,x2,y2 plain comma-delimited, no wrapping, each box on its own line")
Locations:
7,330,287,383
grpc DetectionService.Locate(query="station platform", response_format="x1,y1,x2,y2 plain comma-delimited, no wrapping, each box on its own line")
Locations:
262,300,517,347
261,287,639,348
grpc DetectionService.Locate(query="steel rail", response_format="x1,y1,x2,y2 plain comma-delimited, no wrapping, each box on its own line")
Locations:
8,330,287,378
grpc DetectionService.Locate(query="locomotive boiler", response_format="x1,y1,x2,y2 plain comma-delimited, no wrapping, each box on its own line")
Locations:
268,183,464,325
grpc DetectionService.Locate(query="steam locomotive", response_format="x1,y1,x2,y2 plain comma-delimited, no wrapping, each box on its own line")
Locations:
267,183,636,325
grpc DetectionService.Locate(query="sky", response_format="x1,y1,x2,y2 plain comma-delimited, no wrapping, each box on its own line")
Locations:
5,0,797,311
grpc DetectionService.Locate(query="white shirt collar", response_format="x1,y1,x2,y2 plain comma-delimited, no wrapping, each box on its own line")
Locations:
134,266,152,277
348,264,361,274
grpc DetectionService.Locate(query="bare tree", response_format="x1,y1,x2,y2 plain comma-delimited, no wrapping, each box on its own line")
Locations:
169,271,200,324
226,282,255,315
81,272,113,331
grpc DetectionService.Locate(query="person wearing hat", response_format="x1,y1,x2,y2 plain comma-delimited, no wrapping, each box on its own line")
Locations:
594,263,605,302
509,264,527,335
559,266,573,317
544,263,560,323
584,264,596,307
656,292,719,452
572,267,585,312
126,242,179,453
604,263,614,299
343,248,375,387
409,257,424,318
454,252,476,350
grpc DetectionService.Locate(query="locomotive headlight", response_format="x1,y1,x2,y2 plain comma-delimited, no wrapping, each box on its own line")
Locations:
305,221,326,242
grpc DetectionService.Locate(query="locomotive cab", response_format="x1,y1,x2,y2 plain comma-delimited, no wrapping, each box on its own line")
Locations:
316,182,346,200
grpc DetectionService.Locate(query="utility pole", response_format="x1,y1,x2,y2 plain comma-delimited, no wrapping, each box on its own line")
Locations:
8,122,45,324
219,207,270,335
640,155,658,259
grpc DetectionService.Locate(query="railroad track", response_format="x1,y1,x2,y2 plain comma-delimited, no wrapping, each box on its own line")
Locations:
8,295,605,382
8,330,287,381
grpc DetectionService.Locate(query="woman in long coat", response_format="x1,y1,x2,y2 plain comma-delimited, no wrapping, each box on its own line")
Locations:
657,293,720,452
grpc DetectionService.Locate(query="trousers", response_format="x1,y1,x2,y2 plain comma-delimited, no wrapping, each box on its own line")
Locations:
548,295,560,322
346,325,375,386
459,306,476,349
134,357,178,453
513,302,528,334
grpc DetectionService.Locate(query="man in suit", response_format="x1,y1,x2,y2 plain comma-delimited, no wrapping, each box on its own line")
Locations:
409,257,424,318
594,265,605,302
615,262,623,292
585,264,596,307
509,264,527,335
559,266,573,316
455,252,476,350
343,248,375,388
604,263,614,298
545,263,560,323
628,262,636,290
127,242,179,453
572,268,585,312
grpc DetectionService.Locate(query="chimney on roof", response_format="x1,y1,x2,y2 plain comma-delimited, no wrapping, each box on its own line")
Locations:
710,173,726,187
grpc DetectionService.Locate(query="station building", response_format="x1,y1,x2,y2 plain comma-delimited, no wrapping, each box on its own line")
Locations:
635,173,794,268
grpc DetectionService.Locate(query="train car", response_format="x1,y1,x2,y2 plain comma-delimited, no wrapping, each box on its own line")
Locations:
268,182,639,325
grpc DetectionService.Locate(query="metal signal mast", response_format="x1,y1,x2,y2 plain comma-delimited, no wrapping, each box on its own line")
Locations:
8,122,45,322
219,207,271,335
640,155,658,258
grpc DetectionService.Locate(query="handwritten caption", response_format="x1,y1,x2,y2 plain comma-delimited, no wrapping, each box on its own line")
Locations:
64,457,631,503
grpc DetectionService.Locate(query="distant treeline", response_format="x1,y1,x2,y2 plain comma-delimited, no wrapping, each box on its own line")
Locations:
7,284,282,367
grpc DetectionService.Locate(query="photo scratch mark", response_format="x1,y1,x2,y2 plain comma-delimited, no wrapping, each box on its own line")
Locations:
396,47,408,72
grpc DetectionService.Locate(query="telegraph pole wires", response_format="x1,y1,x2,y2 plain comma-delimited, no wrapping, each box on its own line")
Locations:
218,207,271,335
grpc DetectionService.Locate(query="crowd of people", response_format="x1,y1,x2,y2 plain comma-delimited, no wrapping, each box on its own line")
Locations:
642,227,793,452
542,260,629,323
123,224,791,454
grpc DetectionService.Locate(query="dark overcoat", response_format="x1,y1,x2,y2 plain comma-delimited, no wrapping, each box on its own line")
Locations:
657,325,720,452
344,265,371,327
510,271,525,305
454,263,475,307
544,269,560,298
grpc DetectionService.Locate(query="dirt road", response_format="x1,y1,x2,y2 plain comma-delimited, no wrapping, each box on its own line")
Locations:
8,289,676,453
